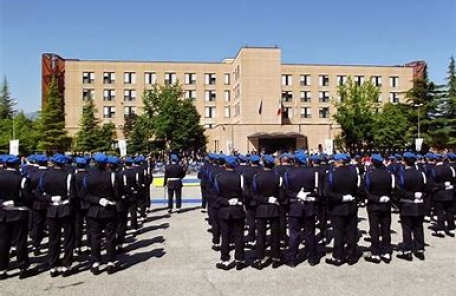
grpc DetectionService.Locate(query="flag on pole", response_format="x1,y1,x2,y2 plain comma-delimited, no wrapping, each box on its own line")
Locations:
258,99,263,115
277,99,283,116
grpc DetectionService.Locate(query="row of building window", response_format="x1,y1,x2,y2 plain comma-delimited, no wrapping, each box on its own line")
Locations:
96,106,136,119
84,72,231,86
282,74,399,88
282,91,401,103
201,106,332,119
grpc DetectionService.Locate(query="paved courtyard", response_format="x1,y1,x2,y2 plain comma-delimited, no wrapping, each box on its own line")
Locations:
3,183,456,296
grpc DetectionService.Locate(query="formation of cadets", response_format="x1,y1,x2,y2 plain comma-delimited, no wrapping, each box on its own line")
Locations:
0,153,153,280
199,151,456,270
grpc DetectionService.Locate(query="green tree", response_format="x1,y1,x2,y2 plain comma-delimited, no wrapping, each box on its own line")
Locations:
128,115,150,154
333,77,379,150
446,56,456,147
98,122,116,152
123,112,137,139
0,76,14,119
373,103,413,150
37,77,70,152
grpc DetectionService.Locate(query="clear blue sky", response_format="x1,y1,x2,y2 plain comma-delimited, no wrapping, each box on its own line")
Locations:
1,0,455,113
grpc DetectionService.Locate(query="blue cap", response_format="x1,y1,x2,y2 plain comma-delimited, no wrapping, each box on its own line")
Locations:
417,154,424,160
5,155,20,165
134,155,145,163
371,154,384,164
124,157,134,164
249,155,261,163
310,154,321,163
208,153,217,160
333,153,347,161
237,154,248,163
447,152,456,160
0,154,6,163
107,156,120,165
403,152,417,160
394,153,403,160
75,157,87,165
27,154,36,162
434,153,443,160
35,154,48,163
263,154,275,165
294,152,307,164
52,153,67,165
93,152,108,163
170,154,179,162
224,155,238,168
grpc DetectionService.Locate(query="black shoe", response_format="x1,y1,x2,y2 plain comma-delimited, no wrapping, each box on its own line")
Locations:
215,261,232,271
414,251,425,261
107,263,117,275
308,258,320,266
286,260,297,268
211,244,221,251
61,267,72,277
364,255,381,264
0,272,7,280
380,254,392,264
235,261,246,271
50,268,59,277
347,256,360,266
325,257,345,266
272,260,282,269
431,231,445,238
90,265,100,275
447,230,455,237
396,252,413,261
251,260,263,270
33,248,41,256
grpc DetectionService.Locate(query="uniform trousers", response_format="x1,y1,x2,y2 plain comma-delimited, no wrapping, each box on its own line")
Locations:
0,218,29,271
219,216,244,262
117,209,128,245
367,210,391,255
317,203,328,239
88,217,117,263
31,209,47,249
434,201,455,231
279,205,288,243
137,191,147,218
128,201,138,230
245,205,256,243
208,206,220,244
47,216,74,268
287,215,317,262
256,217,280,260
330,214,358,260
200,186,207,209
400,215,425,252
167,188,182,210
74,208,91,249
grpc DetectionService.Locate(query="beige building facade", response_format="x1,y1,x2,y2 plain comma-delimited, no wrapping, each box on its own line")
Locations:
42,47,423,154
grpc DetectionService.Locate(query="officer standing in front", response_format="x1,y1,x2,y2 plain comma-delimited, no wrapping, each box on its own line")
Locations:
73,157,91,255
164,154,186,213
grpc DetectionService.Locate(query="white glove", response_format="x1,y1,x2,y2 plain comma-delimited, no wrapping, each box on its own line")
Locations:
99,198,109,207
305,196,316,202
228,198,239,206
268,196,279,205
379,196,390,203
2,200,14,209
342,195,354,202
414,192,423,199
51,196,62,203
444,182,454,190
296,188,308,200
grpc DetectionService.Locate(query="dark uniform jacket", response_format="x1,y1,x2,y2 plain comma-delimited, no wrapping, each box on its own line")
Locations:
252,169,283,218
207,165,224,209
396,167,428,216
364,167,395,212
214,169,245,220
0,168,28,222
118,167,139,204
283,166,318,217
273,164,293,205
83,169,120,219
430,164,455,202
164,163,186,189
241,165,262,207
324,165,360,216
74,168,90,210
27,166,49,210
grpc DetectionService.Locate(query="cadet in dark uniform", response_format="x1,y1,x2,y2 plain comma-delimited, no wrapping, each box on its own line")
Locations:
133,156,148,222
198,156,210,212
251,155,283,269
83,153,121,275
396,152,428,261
284,152,320,267
206,154,224,250
273,153,293,248
0,155,31,280
27,154,49,256
35,154,75,277
73,157,91,255
310,154,329,244
325,153,361,266
430,154,455,237
214,156,245,270
363,154,395,264
164,154,186,213
118,157,139,243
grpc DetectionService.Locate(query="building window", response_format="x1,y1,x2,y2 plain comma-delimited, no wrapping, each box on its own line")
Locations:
300,74,311,86
205,90,216,102
224,73,230,85
103,106,116,118
282,107,292,119
282,74,292,86
224,90,230,102
164,72,177,85
185,90,196,100
224,106,230,118
370,76,382,87
234,65,241,81
145,72,157,85
103,89,115,101
124,89,137,101
123,72,136,84
337,75,347,86
300,91,311,102
103,72,115,84
82,89,94,101
124,106,136,116
390,92,400,103
319,107,330,118
234,103,241,117
281,91,293,102
82,72,95,84
300,107,312,118
204,106,215,118
390,76,399,88
185,73,197,85
205,73,216,85
319,75,329,87
355,75,365,86
234,84,241,99
319,91,330,103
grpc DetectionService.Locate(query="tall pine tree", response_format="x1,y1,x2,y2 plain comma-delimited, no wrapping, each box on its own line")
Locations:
446,56,456,147
74,98,102,152
0,76,14,119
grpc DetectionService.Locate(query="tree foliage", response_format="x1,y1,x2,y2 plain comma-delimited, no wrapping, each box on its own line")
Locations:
0,76,14,120
373,103,413,149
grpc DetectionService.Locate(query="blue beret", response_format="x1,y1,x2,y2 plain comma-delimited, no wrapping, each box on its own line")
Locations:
434,153,443,160
0,154,5,163
134,155,145,163
249,155,261,163
417,154,424,160
333,153,346,161
371,154,384,164
27,155,36,162
75,157,87,165
5,155,20,164
446,152,456,160
35,154,48,163
294,152,307,164
403,152,416,160
170,154,179,162
310,154,321,163
263,155,275,165
52,153,67,165
93,152,108,163
237,154,248,163
394,153,403,159
107,156,120,165
224,155,238,168
207,153,217,160
124,157,134,164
